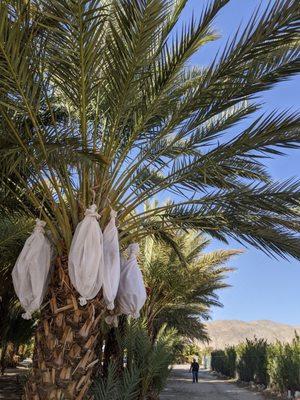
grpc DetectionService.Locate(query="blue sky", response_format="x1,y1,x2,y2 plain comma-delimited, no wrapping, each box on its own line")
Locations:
180,0,300,325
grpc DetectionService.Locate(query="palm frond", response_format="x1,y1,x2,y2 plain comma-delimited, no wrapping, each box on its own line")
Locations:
0,0,299,260
140,231,236,341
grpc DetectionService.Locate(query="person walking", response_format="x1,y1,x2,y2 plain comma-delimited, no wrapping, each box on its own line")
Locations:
189,358,199,383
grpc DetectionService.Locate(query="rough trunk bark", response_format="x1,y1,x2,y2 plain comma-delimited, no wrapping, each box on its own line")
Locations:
0,341,7,375
23,256,105,400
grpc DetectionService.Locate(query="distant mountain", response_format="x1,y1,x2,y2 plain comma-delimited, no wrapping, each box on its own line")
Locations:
198,320,300,349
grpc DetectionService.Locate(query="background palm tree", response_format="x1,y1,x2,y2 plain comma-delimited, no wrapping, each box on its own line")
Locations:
0,216,35,374
0,0,299,398
141,231,239,341
102,231,237,381
92,321,180,400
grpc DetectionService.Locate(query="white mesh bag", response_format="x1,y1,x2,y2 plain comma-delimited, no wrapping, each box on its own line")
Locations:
103,209,120,310
68,204,104,306
117,243,147,318
12,219,51,320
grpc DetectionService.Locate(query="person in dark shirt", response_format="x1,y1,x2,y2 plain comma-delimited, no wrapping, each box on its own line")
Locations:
189,358,199,383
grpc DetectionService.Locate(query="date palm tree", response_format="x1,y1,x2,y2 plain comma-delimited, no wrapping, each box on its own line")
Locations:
141,232,240,341
0,216,35,374
0,0,300,398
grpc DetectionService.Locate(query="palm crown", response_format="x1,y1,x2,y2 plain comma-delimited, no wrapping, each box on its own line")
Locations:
1,0,300,259
141,231,240,340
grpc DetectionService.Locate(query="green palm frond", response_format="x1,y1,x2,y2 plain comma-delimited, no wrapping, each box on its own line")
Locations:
0,0,299,260
0,216,33,281
92,362,121,400
155,307,209,341
140,231,237,340
93,320,178,400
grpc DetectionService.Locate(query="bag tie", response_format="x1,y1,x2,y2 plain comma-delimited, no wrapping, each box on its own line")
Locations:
105,315,119,327
33,219,46,233
79,297,88,306
84,204,100,219
110,209,117,219
22,311,32,320
128,243,139,257
106,301,115,310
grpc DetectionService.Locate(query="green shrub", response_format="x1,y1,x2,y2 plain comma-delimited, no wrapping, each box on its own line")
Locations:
211,335,300,393
268,334,300,393
211,347,236,378
225,347,237,378
211,350,226,374
237,338,268,385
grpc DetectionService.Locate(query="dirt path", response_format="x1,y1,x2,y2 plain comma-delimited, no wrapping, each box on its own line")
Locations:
0,368,27,400
0,364,267,400
160,365,266,400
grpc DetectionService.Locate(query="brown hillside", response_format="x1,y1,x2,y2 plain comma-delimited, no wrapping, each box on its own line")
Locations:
198,320,300,349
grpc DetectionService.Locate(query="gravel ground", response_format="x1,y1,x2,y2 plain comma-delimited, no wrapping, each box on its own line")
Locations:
0,364,272,400
0,368,27,400
160,365,266,400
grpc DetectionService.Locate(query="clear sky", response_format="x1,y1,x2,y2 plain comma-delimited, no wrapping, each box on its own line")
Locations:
180,0,300,325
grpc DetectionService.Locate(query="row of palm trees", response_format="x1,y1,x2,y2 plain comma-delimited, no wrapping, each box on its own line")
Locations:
0,0,299,398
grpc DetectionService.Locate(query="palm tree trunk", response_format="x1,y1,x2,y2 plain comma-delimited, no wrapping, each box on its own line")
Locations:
0,341,8,375
23,256,105,400
102,328,122,377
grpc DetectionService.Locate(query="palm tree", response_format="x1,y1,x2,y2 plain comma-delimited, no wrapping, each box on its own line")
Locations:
92,321,180,400
141,232,239,341
0,217,35,374
102,231,236,377
0,301,35,375
0,0,299,398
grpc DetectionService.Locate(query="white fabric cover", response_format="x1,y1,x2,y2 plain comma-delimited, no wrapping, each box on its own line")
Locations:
117,243,147,318
102,209,120,310
68,204,104,306
12,219,51,320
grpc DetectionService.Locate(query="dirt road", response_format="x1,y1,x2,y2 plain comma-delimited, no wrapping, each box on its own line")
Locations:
160,365,266,400
0,368,27,400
